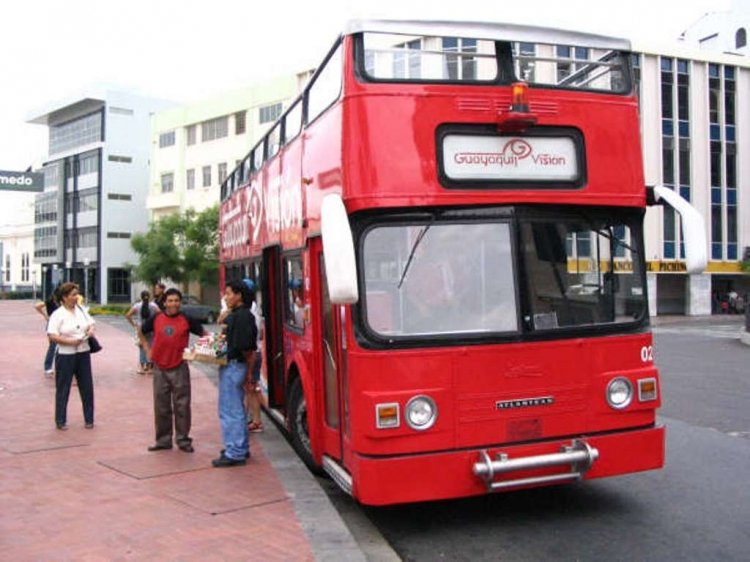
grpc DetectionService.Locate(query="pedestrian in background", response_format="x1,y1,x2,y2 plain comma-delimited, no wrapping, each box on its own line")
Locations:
126,290,160,374
34,285,62,376
153,282,167,312
46,282,96,430
242,278,265,433
139,287,206,453
213,280,257,467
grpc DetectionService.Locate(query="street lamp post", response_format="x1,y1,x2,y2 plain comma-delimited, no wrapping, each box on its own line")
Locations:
65,261,71,283
32,270,37,301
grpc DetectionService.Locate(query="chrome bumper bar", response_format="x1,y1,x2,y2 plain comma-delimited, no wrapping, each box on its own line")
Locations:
472,439,599,492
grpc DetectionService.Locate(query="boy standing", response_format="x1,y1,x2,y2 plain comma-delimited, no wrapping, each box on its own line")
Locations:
140,288,206,453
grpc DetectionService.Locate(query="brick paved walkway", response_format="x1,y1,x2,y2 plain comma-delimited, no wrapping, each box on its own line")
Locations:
0,300,360,561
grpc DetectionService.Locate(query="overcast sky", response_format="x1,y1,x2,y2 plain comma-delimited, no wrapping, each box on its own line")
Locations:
0,0,729,175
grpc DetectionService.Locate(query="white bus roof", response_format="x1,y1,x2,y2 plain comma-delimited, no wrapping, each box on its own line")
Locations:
344,19,632,52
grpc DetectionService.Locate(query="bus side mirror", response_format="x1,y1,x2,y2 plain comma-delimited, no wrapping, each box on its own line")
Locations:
649,185,708,274
321,193,359,304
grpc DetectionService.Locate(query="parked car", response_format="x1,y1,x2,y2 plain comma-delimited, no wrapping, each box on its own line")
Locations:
181,295,219,324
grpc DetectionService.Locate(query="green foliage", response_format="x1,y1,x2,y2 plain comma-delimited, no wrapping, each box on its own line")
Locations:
130,205,219,288
88,304,130,315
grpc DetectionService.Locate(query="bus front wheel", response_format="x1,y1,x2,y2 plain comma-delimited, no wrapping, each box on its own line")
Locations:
288,378,322,474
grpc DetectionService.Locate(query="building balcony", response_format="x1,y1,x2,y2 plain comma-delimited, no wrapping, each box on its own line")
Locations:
147,191,181,211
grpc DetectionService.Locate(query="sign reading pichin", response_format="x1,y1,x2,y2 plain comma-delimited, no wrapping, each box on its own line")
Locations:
496,396,554,410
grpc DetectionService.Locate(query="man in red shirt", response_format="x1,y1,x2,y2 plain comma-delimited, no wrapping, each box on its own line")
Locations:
139,288,207,453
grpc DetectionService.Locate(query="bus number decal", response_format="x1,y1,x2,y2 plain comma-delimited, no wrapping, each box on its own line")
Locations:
640,346,654,363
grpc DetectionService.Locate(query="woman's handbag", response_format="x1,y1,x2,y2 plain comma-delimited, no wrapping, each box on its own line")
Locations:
76,304,102,353
88,335,103,354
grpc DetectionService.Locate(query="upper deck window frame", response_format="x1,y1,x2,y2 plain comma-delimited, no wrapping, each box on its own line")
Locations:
353,29,632,95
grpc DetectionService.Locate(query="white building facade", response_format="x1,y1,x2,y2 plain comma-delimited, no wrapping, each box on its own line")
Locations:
148,74,309,220
29,89,174,303
635,7,750,314
0,193,39,297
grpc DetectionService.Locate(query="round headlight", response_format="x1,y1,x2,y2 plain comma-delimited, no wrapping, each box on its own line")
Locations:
405,395,438,430
606,377,633,409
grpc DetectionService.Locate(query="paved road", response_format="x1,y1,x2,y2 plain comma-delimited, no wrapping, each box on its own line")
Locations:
322,316,750,561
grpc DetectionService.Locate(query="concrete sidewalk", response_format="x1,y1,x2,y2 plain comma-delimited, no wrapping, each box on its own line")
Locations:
0,300,364,561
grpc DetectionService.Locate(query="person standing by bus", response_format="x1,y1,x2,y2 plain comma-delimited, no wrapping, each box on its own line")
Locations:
213,280,257,467
46,282,96,430
242,278,265,433
34,285,62,376
139,288,206,453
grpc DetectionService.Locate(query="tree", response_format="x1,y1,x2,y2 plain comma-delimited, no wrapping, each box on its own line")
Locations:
130,205,219,293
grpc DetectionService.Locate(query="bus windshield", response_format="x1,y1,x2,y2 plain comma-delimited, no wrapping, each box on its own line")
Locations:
360,32,631,93
360,207,646,339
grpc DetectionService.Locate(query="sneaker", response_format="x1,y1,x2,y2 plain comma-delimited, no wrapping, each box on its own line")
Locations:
212,454,247,468
220,448,250,459
44,369,54,376
248,421,264,433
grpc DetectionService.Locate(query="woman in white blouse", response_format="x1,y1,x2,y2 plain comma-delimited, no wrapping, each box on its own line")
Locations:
47,282,96,430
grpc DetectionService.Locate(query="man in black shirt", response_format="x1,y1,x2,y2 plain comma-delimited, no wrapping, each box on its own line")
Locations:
212,280,257,467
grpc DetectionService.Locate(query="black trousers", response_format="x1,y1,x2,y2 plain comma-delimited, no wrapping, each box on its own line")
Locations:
152,362,192,447
55,352,94,426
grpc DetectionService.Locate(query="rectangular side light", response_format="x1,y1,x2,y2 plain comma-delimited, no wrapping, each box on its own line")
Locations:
376,403,400,429
638,378,658,402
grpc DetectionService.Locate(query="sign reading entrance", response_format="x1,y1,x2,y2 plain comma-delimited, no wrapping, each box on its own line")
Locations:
0,170,44,192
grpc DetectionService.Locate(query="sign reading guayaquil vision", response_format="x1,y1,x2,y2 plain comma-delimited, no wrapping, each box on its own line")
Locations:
0,170,44,192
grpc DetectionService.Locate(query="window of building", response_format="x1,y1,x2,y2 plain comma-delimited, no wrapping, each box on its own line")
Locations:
49,111,103,155
107,268,131,303
202,165,211,188
4,255,10,282
21,253,29,282
235,111,246,134
186,124,197,146
106,232,132,239
43,164,60,191
218,163,228,184
107,193,132,201
108,155,132,163
736,28,747,49
186,168,195,190
77,226,98,248
159,131,176,148
442,37,477,80
79,153,99,176
259,102,283,124
201,116,228,142
517,42,536,81
392,39,422,79
161,173,174,193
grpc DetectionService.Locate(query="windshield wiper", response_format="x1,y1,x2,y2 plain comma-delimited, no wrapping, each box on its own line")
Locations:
397,221,433,289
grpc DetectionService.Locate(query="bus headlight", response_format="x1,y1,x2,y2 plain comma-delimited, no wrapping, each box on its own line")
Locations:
606,377,633,409
405,395,438,430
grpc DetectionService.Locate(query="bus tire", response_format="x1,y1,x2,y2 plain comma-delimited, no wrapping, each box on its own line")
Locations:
288,377,323,474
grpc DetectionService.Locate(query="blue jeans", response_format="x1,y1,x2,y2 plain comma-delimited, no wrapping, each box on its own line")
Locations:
218,360,249,460
44,341,57,371
139,333,153,366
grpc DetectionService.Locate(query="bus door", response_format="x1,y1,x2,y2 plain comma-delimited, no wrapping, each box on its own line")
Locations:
316,243,345,460
262,246,286,408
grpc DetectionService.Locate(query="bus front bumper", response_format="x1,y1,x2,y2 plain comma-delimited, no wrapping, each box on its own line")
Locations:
344,425,664,506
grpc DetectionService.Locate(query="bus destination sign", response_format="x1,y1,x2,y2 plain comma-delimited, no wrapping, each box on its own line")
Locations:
442,135,578,182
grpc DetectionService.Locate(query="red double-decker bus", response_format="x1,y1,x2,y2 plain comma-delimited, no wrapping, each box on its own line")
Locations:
219,20,706,506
